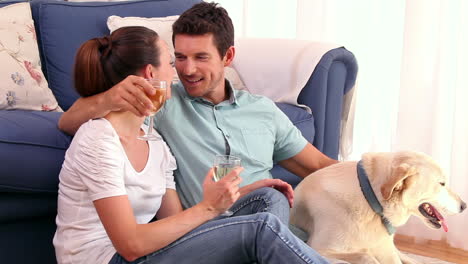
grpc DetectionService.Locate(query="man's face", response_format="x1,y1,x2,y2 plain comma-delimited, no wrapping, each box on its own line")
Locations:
174,33,233,104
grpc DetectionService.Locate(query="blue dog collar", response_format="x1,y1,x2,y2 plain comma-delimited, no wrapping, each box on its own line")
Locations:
357,160,396,235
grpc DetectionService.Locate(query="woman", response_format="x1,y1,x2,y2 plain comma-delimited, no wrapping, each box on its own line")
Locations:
53,26,329,264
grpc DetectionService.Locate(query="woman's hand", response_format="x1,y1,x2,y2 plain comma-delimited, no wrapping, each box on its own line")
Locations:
239,179,294,208
199,167,244,215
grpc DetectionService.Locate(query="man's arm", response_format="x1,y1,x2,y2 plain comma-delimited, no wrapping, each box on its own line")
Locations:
278,142,338,179
59,94,108,135
58,75,155,135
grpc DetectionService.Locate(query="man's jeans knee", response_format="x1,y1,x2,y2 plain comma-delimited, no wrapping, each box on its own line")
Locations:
230,187,290,225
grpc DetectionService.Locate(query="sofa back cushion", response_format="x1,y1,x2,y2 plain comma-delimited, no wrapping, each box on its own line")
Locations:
31,0,200,111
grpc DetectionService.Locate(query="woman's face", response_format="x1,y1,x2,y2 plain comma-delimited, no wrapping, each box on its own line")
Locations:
153,38,175,87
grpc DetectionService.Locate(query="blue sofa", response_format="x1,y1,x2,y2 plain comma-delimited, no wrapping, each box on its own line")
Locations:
0,0,358,263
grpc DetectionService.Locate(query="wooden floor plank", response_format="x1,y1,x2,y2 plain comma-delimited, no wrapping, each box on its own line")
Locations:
395,234,468,264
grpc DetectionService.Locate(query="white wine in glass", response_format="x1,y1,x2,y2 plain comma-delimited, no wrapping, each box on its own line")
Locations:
214,164,236,182
138,79,167,141
213,155,241,216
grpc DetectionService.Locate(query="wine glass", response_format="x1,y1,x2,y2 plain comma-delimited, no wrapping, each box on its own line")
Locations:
138,79,167,141
213,154,242,216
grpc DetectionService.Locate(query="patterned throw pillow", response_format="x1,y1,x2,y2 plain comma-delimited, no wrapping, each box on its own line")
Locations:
107,15,247,91
0,3,61,111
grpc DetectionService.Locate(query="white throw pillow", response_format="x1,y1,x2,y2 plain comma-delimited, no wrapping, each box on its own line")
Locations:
108,15,178,55
107,15,247,91
0,3,61,111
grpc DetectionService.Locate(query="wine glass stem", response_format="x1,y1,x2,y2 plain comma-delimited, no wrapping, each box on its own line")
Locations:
147,115,155,135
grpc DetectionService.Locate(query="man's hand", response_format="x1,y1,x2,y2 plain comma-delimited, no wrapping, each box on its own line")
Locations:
239,179,294,208
59,75,165,135
102,75,156,117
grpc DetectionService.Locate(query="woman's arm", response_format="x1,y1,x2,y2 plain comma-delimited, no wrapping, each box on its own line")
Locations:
94,168,243,262
94,195,215,262
58,76,155,135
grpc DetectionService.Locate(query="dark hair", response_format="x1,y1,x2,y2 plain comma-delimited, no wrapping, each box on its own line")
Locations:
74,26,160,97
172,2,234,58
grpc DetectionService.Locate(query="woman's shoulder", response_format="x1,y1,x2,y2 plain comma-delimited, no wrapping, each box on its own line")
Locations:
73,118,119,149
68,118,124,165
149,137,177,168
75,118,116,138
149,136,173,158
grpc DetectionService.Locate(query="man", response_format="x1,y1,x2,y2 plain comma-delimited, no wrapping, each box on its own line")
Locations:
59,2,337,210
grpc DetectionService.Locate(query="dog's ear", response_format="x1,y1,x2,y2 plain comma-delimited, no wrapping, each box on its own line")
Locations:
381,163,417,200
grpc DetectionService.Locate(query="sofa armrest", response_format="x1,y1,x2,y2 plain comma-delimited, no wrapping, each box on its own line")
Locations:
232,39,357,185
298,47,358,159
232,38,358,159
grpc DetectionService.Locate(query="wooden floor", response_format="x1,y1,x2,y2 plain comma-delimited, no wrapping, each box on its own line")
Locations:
395,234,468,264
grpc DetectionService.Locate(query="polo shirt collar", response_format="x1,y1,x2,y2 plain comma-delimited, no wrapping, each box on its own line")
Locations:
181,79,240,106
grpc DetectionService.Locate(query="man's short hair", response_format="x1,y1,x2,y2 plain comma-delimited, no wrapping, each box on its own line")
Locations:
172,2,234,58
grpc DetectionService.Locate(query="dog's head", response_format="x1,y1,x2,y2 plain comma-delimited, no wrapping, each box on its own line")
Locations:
362,151,466,232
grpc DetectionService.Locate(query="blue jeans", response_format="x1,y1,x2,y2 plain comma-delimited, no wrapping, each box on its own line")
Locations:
109,188,329,264
223,187,290,224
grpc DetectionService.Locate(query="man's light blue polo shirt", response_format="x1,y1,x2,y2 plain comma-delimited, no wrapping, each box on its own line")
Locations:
154,80,307,208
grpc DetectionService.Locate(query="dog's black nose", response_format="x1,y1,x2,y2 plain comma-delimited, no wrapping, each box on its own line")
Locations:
461,201,467,212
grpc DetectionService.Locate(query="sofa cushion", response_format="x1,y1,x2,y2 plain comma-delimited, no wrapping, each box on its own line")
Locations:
272,103,314,187
30,0,200,111
0,2,61,112
108,14,179,54
275,103,314,144
0,110,71,193
270,165,302,189
0,192,57,222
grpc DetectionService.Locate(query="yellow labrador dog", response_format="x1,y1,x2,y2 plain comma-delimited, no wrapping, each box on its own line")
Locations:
291,151,466,264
